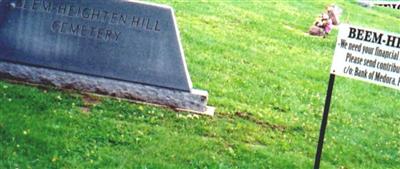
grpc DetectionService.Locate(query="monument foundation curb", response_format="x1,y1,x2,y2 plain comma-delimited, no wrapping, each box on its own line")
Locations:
0,61,214,116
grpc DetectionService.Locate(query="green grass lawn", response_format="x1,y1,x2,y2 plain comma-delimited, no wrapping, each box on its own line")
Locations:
1,0,399,168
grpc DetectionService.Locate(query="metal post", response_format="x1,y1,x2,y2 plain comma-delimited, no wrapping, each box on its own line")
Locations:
314,74,336,169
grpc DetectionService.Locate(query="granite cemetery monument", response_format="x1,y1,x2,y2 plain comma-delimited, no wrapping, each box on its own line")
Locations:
0,0,214,115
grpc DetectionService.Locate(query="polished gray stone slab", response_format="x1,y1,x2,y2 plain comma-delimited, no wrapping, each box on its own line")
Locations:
0,0,192,91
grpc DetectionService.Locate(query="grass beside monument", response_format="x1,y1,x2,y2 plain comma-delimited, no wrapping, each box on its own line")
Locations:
1,0,399,168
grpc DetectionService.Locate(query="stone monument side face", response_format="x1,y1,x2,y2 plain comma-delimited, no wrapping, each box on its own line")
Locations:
0,0,192,91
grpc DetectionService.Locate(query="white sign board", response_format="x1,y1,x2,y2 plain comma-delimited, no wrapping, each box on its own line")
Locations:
376,2,400,10
331,24,400,89
358,1,400,9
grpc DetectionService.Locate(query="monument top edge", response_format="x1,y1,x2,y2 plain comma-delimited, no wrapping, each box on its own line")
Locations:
122,0,173,10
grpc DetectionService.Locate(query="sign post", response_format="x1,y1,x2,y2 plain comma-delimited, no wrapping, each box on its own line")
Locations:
313,24,400,168
314,74,335,169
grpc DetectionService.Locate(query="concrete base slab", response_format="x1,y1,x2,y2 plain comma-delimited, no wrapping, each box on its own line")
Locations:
0,61,214,116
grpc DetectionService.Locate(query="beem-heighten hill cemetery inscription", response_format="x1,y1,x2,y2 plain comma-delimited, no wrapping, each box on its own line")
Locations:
0,0,214,115
12,0,161,42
